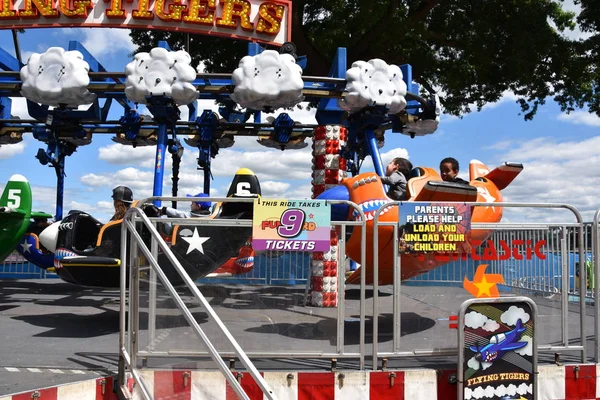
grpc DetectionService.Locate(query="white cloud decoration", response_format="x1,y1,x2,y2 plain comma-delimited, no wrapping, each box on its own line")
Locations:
403,94,442,136
20,47,96,108
500,306,531,326
125,48,198,106
482,319,500,332
338,59,407,114
464,311,488,329
230,50,304,111
514,335,533,356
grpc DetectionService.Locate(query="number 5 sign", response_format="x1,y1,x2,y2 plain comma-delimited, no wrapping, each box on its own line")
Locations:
252,199,332,252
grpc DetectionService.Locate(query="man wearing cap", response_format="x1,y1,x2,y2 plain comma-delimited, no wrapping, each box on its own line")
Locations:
160,192,212,218
110,185,134,221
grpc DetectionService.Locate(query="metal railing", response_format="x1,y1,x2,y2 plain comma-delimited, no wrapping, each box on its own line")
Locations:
117,197,367,399
114,198,600,399
371,201,587,367
118,197,277,400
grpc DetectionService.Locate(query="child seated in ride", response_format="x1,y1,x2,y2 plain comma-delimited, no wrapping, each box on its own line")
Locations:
110,185,134,221
381,157,413,200
439,157,469,185
160,192,212,218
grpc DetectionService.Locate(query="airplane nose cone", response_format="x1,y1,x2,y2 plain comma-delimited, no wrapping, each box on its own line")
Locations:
474,353,482,362
39,221,60,253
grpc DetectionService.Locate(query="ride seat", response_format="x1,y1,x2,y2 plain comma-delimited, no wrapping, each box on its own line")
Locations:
95,201,140,249
406,167,442,200
72,215,102,252
410,167,424,178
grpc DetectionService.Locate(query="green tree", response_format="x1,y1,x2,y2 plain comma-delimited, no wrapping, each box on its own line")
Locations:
130,0,579,119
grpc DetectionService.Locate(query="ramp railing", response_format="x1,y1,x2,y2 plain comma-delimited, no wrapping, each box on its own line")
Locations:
117,197,367,398
117,197,276,400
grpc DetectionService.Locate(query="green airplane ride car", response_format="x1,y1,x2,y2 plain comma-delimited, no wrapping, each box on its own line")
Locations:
0,174,32,262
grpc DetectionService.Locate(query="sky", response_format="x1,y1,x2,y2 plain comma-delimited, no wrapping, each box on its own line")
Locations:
0,1,599,225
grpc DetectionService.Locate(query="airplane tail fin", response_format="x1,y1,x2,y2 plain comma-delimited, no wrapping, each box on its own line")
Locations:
0,174,32,218
221,168,261,217
226,168,262,198
515,318,523,330
483,162,524,191
469,159,490,181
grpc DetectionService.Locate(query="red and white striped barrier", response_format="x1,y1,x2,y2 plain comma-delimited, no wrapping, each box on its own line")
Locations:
125,364,600,400
0,376,119,400
3,364,600,399
130,369,438,400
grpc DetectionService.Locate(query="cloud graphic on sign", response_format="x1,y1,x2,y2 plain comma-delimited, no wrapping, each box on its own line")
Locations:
20,47,96,108
472,386,485,399
506,384,517,396
517,382,530,395
125,47,198,106
514,335,533,356
230,50,304,111
500,306,530,326
495,385,506,397
464,311,488,329
467,356,492,371
467,357,480,371
464,387,472,400
484,386,495,398
338,59,407,114
482,319,500,332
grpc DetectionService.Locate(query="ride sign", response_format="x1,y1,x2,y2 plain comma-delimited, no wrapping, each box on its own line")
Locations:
399,202,472,254
252,199,331,252
0,0,291,46
459,298,537,400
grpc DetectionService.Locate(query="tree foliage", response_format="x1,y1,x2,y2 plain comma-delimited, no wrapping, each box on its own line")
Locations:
129,0,596,119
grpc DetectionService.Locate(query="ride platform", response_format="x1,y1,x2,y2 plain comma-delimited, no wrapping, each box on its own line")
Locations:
0,279,596,399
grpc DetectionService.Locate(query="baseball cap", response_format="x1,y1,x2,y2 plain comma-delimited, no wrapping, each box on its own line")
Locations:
187,192,211,209
112,186,134,203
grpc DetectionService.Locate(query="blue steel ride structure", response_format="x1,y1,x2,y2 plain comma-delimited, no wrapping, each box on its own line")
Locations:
0,36,438,277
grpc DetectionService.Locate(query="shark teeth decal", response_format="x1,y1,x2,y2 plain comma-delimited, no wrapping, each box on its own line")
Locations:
351,175,379,189
352,199,394,221
235,256,255,267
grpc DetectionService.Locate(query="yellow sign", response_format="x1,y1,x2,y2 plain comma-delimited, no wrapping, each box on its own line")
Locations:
0,0,291,46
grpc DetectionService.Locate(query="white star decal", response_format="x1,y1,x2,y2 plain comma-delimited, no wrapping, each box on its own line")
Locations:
181,228,210,255
20,240,32,253
477,186,496,212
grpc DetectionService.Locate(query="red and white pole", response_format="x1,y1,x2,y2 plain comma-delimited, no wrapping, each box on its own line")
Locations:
309,125,348,307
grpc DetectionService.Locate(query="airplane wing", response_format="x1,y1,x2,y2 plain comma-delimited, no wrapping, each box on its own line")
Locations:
484,162,524,191
500,341,528,351
413,181,478,202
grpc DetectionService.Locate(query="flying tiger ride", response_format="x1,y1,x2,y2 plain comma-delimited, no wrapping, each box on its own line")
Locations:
38,168,261,288
0,174,33,262
318,160,523,285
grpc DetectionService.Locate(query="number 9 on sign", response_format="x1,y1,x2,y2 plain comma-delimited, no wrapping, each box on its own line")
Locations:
277,208,305,238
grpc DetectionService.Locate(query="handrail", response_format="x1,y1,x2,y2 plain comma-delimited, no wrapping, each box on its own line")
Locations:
120,205,277,400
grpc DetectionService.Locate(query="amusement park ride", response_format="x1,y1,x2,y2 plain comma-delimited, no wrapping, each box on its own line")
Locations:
0,0,522,288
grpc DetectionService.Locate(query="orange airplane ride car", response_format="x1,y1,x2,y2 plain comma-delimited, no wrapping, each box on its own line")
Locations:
318,160,523,285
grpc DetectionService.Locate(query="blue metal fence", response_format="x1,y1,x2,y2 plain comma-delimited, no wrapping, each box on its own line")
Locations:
0,252,57,279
